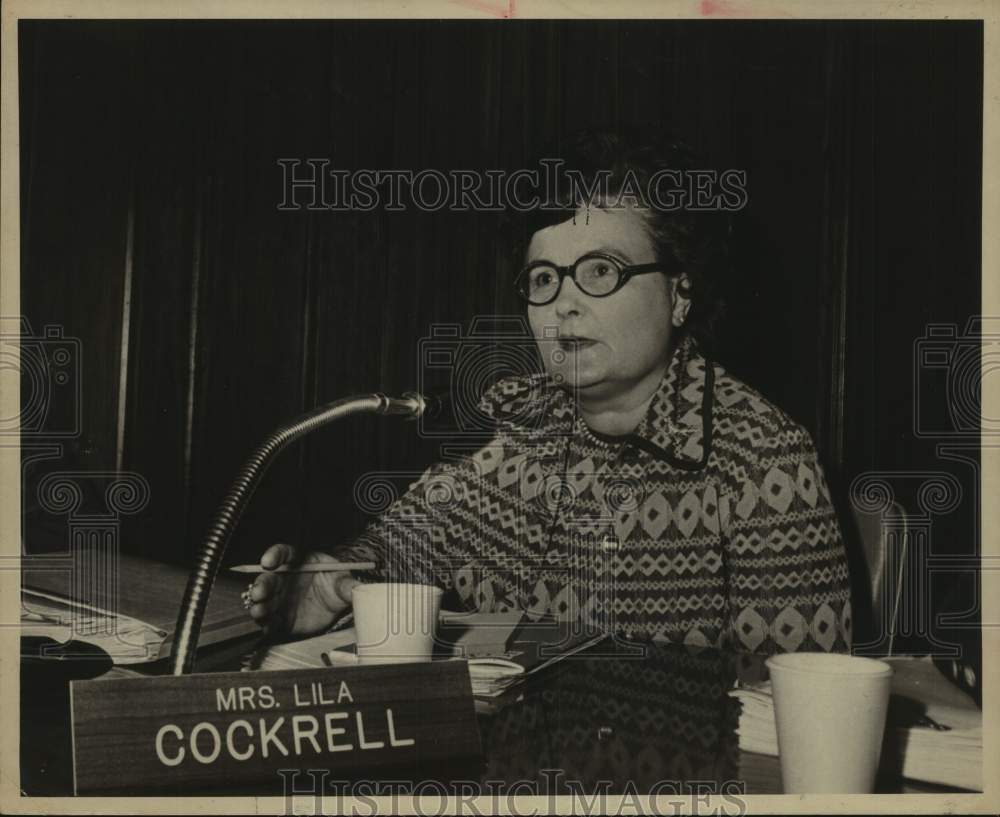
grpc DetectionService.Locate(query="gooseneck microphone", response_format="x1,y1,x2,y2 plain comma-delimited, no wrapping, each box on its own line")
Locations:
169,392,436,675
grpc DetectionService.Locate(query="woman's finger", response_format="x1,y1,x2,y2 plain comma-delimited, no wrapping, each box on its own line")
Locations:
249,602,269,622
333,575,360,605
261,542,296,569
255,571,282,595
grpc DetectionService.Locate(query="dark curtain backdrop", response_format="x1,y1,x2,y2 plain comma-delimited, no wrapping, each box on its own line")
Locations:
19,20,983,649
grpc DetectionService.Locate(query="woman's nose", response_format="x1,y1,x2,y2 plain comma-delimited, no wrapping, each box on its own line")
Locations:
552,275,585,318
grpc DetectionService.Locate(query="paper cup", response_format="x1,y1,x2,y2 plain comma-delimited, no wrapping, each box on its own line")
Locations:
351,582,443,665
765,653,893,793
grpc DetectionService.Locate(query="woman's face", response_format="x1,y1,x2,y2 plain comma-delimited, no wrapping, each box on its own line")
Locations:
526,205,683,401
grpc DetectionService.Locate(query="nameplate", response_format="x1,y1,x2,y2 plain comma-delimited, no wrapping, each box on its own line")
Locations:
70,660,481,794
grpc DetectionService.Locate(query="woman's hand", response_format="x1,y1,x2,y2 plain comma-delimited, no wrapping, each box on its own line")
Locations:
247,543,358,638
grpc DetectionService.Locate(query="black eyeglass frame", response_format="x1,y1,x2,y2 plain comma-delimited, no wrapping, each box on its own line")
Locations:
514,251,676,306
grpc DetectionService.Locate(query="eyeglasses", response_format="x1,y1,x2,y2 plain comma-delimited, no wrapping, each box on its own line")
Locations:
514,252,670,306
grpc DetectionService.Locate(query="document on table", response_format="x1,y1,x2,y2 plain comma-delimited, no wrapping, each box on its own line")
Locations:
246,612,605,700
22,549,259,664
21,589,167,664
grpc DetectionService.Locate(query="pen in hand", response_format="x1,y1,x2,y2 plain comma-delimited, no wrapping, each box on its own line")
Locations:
229,562,376,574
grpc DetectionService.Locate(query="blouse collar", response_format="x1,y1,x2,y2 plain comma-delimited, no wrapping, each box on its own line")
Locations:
478,334,715,470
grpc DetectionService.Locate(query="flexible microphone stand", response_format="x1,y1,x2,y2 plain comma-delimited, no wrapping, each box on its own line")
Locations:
169,392,433,675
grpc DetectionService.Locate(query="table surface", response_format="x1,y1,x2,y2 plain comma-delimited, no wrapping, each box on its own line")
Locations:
19,635,970,797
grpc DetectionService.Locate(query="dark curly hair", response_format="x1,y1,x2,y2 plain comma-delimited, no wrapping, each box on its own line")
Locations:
511,126,733,350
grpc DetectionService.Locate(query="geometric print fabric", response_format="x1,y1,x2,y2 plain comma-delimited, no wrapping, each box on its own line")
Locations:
337,335,853,655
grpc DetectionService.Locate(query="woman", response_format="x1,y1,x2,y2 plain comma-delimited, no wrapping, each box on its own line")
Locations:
248,130,853,655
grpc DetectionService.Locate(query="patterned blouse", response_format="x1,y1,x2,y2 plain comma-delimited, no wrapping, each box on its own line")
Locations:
335,334,853,654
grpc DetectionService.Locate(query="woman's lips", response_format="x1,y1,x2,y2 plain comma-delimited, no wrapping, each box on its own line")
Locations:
557,337,598,351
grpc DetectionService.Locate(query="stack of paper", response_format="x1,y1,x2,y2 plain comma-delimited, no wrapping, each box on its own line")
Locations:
246,626,358,672
22,550,259,665
246,612,606,703
728,655,982,791
22,590,167,664
249,628,533,698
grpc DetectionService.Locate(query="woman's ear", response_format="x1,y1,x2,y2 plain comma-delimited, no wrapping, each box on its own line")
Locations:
670,274,692,328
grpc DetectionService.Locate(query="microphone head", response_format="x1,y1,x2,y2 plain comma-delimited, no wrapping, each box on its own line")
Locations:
420,392,447,420
401,391,449,420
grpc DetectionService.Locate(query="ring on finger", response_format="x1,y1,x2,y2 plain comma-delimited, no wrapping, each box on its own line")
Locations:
241,580,256,611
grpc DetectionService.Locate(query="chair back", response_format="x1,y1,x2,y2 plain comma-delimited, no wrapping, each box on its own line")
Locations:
850,500,909,656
